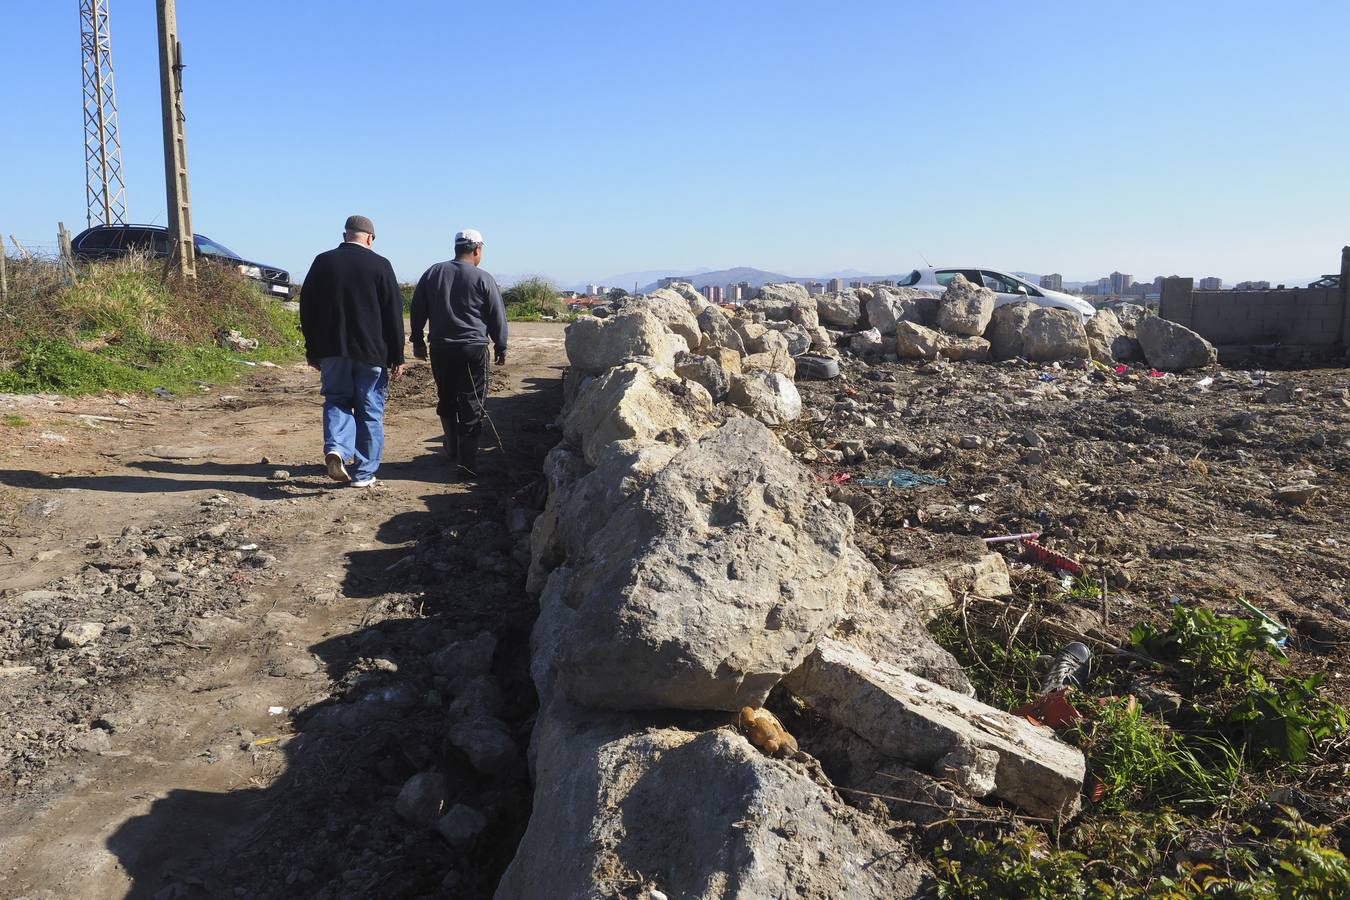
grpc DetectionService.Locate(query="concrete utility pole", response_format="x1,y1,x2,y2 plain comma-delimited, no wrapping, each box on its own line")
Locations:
156,0,195,278
79,0,129,227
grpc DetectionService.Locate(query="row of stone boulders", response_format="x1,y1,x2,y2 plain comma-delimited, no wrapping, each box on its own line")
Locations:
799,272,1217,371
497,290,1088,897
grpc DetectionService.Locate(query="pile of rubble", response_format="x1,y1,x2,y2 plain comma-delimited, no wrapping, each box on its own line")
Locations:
498,284,1088,897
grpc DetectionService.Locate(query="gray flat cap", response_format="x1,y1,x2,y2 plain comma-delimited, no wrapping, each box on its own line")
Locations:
344,215,375,236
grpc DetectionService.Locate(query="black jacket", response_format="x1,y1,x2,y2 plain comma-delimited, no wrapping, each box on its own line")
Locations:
300,243,405,368
410,260,508,351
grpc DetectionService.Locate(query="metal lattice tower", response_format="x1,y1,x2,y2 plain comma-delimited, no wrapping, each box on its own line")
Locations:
80,0,128,227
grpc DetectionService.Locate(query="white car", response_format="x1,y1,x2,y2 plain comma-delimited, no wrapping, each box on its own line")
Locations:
895,267,1096,319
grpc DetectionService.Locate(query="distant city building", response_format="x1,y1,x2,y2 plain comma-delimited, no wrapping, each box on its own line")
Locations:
1109,272,1133,295
1039,273,1064,292
1234,280,1271,290
827,277,844,293
594,285,608,296
702,285,723,304
1097,277,1111,294
657,276,686,289
849,280,865,289
875,279,896,287
1198,276,1223,290
805,281,825,296
585,283,599,296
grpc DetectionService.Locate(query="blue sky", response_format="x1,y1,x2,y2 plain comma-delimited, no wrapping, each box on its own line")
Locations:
2,1,1347,286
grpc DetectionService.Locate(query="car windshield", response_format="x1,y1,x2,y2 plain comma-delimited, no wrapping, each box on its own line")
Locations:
194,236,238,258
898,270,921,287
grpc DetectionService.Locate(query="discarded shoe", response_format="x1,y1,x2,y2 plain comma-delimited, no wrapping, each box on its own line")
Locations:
1039,641,1092,694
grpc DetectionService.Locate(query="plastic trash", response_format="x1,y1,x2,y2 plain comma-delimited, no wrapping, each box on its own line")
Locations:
1114,364,1130,375
856,468,947,489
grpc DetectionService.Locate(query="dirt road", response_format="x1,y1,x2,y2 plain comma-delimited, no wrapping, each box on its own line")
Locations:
0,322,566,899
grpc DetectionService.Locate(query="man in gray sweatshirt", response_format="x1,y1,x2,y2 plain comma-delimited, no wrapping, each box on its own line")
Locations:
409,229,508,476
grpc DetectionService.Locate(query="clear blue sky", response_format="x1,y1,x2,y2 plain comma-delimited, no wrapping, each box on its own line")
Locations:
3,1,1347,286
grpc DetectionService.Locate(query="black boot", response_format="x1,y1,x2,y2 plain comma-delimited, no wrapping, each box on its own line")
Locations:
440,416,458,462
456,434,479,478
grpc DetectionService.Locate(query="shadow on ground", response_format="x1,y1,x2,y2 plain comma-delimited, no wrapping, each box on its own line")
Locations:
106,371,563,899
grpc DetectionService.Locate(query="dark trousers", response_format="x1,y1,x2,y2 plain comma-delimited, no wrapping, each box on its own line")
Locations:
429,343,489,439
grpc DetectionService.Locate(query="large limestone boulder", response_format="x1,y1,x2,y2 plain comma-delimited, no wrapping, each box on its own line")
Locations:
894,320,943,360
758,281,810,306
562,364,715,467
741,347,796,379
785,639,1086,819
674,350,729,401
555,419,851,711
772,321,812,356
788,299,820,331
827,571,973,695
696,345,743,379
696,304,746,355
816,291,862,329
638,291,702,350
748,327,790,357
496,704,932,899
984,301,1036,360
727,370,800,422
1022,307,1090,362
665,280,707,312
565,307,674,375
865,287,940,334
1084,308,1142,362
936,274,995,336
1136,315,1218,371
526,446,591,595
942,335,991,362
729,317,768,347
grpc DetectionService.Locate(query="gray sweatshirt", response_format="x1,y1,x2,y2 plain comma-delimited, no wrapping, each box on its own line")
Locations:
409,260,507,351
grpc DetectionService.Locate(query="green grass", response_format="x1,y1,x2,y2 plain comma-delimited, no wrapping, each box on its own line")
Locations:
2,414,29,427
0,255,302,397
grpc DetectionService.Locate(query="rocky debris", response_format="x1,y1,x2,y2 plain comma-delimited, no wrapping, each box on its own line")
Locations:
635,291,702,350
664,280,708,311
497,704,932,899
785,638,1085,818
758,281,811,306
552,419,858,711
1022,307,1090,362
429,631,496,686
851,327,885,356
817,290,863,328
695,304,746,355
566,307,674,375
56,621,104,648
395,772,449,828
937,552,1012,599
726,371,801,424
1135,314,1218,371
738,705,798,756
1275,482,1320,506
436,804,488,847
673,350,730,401
936,274,996,337
1084,307,1140,362
448,716,519,775
942,335,992,362
741,349,796,379
216,328,259,352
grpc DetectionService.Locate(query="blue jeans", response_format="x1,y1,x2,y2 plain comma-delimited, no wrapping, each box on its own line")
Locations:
319,357,388,481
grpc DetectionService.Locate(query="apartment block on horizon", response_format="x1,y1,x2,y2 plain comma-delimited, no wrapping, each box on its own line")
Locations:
702,284,723,304
1110,271,1134,295
1198,276,1223,290
1039,273,1064,291
826,277,844,293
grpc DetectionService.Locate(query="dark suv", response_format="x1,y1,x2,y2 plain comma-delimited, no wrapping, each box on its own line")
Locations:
71,224,292,298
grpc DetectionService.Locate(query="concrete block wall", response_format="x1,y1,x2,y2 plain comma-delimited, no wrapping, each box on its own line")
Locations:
1162,249,1349,354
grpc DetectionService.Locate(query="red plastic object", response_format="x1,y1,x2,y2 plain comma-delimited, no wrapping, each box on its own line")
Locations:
1022,539,1084,575
1114,364,1129,375
1013,688,1084,729
1148,368,1167,378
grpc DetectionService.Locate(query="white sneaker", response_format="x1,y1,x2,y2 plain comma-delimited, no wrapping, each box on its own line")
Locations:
350,476,377,488
325,452,350,483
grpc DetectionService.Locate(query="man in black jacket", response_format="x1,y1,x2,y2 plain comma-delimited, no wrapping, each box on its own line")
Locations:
299,215,405,488
409,228,507,477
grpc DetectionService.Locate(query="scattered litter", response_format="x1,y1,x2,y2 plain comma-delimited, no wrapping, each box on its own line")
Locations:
1193,376,1214,390
39,432,68,443
1114,364,1129,375
1022,539,1083,575
1038,373,1057,382
1039,642,1092,694
1147,369,1167,379
152,387,172,397
983,532,1042,545
856,469,947,489
267,706,286,716
1013,688,1083,729
1235,597,1289,647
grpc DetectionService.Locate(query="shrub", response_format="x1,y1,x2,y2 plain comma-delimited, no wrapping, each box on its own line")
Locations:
502,276,565,320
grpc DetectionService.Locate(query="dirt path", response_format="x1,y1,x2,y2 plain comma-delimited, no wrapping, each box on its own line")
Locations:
0,322,566,899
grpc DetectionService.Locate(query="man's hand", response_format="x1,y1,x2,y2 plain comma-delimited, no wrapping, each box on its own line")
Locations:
391,363,405,382
413,344,427,361
494,347,507,366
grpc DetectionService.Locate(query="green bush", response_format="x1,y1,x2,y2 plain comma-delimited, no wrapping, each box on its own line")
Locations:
0,255,301,396
502,276,565,320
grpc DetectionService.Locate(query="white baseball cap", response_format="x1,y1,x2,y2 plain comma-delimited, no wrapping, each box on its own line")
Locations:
454,228,484,246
